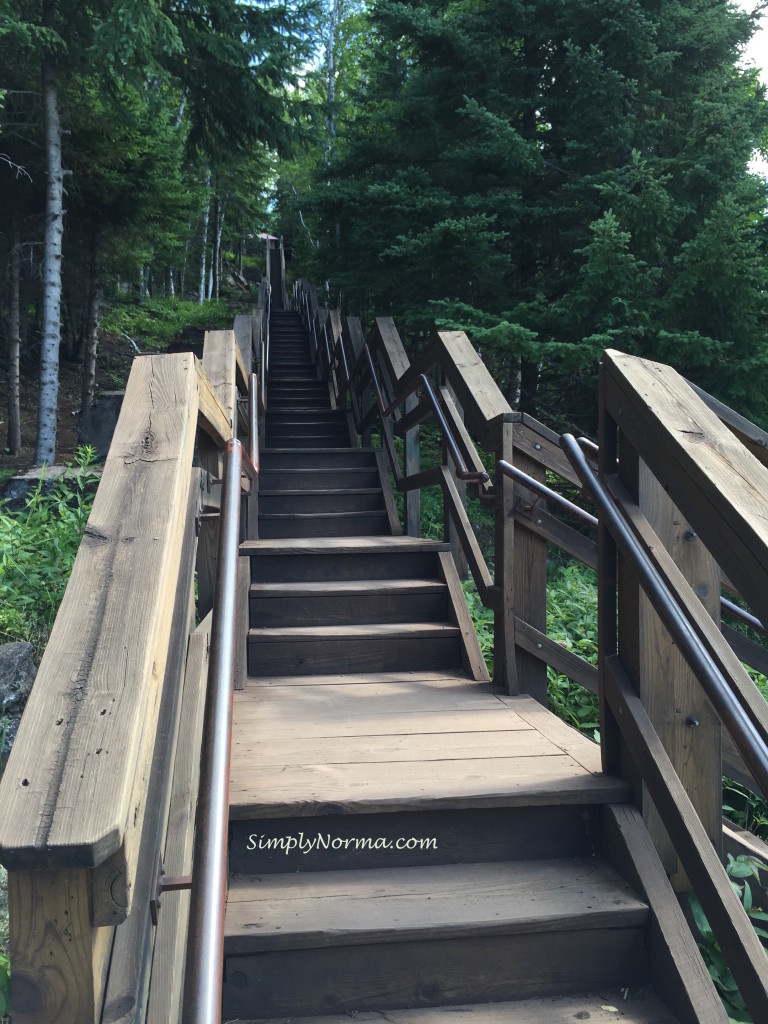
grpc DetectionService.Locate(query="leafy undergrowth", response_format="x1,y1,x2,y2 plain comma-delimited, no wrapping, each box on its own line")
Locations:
0,446,99,659
689,855,768,1023
100,296,232,352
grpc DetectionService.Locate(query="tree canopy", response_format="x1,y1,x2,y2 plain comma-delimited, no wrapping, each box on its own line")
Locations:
274,0,768,431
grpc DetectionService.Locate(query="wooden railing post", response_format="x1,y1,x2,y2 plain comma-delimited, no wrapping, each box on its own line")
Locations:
615,438,722,888
9,869,113,1023
494,420,519,692
442,377,468,578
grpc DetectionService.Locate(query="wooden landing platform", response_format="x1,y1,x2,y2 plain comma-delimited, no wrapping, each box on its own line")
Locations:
229,672,630,818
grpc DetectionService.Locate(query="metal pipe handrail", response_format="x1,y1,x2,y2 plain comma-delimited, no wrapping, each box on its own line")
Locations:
497,459,597,528
721,596,766,637
181,355,260,1022
360,343,488,484
560,432,768,795
571,437,766,638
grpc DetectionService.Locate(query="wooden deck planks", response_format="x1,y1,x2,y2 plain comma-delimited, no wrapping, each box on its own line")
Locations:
230,674,629,818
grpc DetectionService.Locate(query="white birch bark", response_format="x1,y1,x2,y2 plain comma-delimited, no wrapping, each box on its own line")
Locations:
199,170,211,304
35,20,65,467
8,224,21,455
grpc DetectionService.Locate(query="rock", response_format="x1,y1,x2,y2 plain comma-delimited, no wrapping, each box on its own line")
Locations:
76,390,125,461
0,642,37,753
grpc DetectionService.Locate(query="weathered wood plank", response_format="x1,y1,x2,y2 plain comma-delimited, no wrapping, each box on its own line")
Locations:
501,695,604,775
513,618,598,694
0,353,199,876
8,869,113,1024
604,654,768,1022
195,359,231,448
438,550,490,681
512,450,548,704
202,329,238,429
603,349,768,632
224,859,647,953
602,804,727,1024
234,314,253,376
92,468,200,927
239,993,680,1024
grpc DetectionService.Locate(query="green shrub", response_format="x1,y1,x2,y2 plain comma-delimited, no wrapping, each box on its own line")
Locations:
0,447,99,658
689,854,768,1023
546,562,600,738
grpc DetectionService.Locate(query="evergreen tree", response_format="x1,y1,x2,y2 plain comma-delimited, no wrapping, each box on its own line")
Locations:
287,0,768,429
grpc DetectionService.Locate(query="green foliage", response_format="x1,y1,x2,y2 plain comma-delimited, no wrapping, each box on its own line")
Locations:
723,777,768,843
0,447,99,658
277,0,768,430
546,562,600,738
688,854,768,1022
100,296,230,350
463,577,493,676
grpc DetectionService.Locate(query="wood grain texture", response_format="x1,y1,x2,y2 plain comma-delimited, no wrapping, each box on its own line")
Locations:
230,676,629,818
195,359,231,446
145,615,211,1024
512,450,548,704
202,329,238,429
438,551,490,682
233,314,253,376
223,928,648,1018
239,992,680,1024
91,469,200,927
603,804,727,1024
8,868,113,1024
0,354,199,872
602,349,768,633
224,858,647,953
435,331,511,442
604,654,768,1022
513,618,598,694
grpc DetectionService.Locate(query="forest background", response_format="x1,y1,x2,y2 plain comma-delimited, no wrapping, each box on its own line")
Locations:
3,0,768,458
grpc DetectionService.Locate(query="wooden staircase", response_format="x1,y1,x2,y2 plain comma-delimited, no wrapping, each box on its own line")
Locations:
223,310,718,1024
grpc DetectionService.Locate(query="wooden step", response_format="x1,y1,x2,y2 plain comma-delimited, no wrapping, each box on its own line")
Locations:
266,420,348,436
268,380,327,391
250,578,448,625
234,993,680,1024
229,681,629,819
258,510,389,538
267,410,345,423
221,859,649,1017
248,622,462,674
259,448,376,470
229,802,602,874
242,536,447,581
263,435,351,450
259,489,386,515
259,467,381,490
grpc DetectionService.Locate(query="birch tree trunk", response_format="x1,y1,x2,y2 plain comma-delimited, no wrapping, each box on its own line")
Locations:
80,226,102,414
208,194,219,300
35,8,65,466
7,224,21,456
199,170,211,304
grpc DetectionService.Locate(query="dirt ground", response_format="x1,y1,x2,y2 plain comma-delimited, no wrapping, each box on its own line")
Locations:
0,332,136,475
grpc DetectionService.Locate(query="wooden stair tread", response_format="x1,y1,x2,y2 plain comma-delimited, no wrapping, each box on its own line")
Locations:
259,488,384,497
230,683,630,817
238,992,680,1024
251,579,446,596
249,623,460,641
224,858,647,953
242,536,450,555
